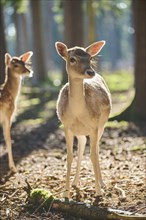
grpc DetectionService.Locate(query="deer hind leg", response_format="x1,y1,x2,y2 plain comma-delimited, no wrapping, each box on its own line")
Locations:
97,119,108,187
90,129,102,196
72,135,86,187
64,128,74,198
2,119,16,172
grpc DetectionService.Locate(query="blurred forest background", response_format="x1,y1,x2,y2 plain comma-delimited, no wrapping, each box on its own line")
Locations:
0,0,146,122
0,2,146,218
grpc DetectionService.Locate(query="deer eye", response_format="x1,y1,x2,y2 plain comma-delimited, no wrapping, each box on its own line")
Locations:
70,57,77,64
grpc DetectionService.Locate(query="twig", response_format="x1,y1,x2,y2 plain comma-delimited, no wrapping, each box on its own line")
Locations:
53,189,68,197
24,179,32,194
114,183,126,199
29,214,40,219
1,193,7,202
0,182,11,189
131,206,146,215
33,196,51,214
9,189,19,198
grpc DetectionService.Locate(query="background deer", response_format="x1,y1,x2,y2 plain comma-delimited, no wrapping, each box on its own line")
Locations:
0,51,33,172
55,41,112,198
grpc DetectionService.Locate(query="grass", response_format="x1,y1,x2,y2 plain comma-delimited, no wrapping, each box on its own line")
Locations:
106,120,129,128
102,69,134,93
102,69,134,116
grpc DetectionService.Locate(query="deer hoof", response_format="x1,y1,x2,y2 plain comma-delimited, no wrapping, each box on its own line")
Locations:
10,165,17,173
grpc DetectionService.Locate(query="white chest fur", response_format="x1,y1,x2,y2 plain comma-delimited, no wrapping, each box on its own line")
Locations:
63,99,96,135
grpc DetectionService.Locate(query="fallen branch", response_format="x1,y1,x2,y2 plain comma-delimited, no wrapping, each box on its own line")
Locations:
28,188,146,220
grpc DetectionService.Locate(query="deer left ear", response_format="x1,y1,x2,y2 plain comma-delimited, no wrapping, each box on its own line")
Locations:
20,51,33,62
55,42,68,60
5,53,11,66
86,41,106,57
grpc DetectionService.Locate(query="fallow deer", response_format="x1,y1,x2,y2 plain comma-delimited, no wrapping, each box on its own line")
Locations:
55,41,112,198
0,51,33,172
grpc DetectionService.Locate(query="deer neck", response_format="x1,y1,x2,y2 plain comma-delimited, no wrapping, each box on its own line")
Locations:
4,68,21,102
68,75,85,105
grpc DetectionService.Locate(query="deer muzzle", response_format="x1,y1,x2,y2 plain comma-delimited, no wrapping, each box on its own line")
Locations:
85,69,95,78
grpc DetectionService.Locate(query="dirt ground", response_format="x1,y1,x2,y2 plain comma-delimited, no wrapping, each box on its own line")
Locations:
0,89,146,220
0,121,145,219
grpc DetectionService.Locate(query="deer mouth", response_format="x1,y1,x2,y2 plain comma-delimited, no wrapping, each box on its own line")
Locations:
22,69,27,73
22,68,33,76
85,69,95,78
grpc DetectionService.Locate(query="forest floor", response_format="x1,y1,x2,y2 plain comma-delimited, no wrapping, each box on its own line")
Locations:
0,85,146,220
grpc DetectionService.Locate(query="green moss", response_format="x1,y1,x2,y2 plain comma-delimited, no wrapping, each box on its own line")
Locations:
30,188,54,208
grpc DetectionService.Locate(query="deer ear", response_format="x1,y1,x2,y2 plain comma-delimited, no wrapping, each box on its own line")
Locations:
5,53,11,66
20,51,33,62
86,41,106,57
55,42,68,60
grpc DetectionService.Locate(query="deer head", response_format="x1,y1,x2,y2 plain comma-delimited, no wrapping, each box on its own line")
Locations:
5,51,33,77
55,41,105,79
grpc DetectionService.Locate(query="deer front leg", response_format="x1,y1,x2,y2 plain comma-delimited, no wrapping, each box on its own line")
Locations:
64,128,74,198
90,129,103,196
72,135,86,187
2,120,16,172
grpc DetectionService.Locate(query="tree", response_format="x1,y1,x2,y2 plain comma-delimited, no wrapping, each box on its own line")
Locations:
30,0,47,83
0,0,30,85
0,3,6,86
61,0,84,83
9,0,30,55
111,0,146,122
87,0,96,44
132,0,146,121
63,0,84,47
13,12,29,54
41,0,54,73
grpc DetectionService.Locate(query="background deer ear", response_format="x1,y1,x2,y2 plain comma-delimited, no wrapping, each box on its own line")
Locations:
55,42,68,60
20,51,33,62
5,53,11,66
86,41,106,57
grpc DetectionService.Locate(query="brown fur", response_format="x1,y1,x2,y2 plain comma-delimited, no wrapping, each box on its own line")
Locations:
0,51,33,172
55,41,111,197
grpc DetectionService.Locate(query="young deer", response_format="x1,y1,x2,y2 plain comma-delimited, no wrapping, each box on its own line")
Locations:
55,41,112,198
0,51,33,172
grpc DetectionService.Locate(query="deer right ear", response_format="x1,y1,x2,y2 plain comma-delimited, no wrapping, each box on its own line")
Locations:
5,53,11,66
86,41,106,57
20,51,33,63
55,42,68,60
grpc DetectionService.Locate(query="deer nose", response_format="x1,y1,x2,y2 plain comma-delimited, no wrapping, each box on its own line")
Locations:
85,69,95,77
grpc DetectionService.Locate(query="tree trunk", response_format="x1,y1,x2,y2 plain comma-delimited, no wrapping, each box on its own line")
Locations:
30,0,46,83
41,0,53,73
0,3,6,86
13,11,29,55
62,0,84,83
87,0,96,44
110,0,146,122
132,0,146,121
63,0,84,47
